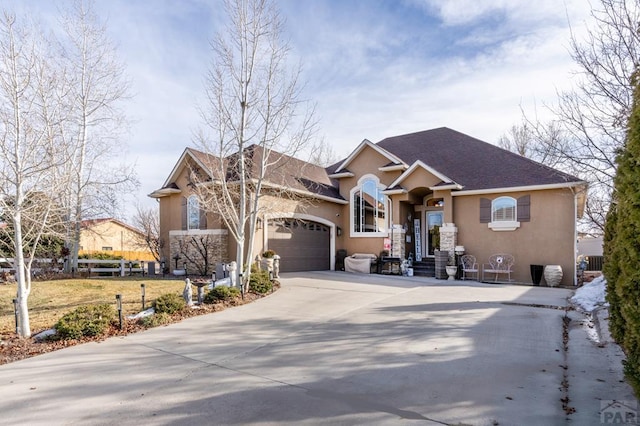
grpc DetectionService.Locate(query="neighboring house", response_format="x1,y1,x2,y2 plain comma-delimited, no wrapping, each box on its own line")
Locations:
80,218,154,261
150,127,587,285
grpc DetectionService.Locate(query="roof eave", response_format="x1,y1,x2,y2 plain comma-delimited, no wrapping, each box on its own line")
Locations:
328,171,355,179
255,179,348,205
378,164,408,172
382,188,408,195
148,188,182,198
450,181,588,196
430,184,464,191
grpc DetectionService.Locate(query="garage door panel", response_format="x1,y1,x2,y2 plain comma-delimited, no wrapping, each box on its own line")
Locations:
268,219,330,272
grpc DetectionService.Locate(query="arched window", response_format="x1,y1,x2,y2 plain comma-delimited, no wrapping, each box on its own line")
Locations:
187,195,200,230
351,176,389,236
492,197,516,222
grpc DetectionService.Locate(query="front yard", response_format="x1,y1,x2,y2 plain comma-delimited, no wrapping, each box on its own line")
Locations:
0,277,185,335
0,276,274,364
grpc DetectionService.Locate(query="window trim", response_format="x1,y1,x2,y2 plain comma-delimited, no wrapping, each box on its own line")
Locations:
349,175,389,238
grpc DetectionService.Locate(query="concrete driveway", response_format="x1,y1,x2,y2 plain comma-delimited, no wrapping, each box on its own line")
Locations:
0,272,634,425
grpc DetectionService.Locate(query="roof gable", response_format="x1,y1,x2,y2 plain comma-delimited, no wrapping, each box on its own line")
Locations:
81,218,145,237
332,139,406,174
388,160,457,190
151,145,345,203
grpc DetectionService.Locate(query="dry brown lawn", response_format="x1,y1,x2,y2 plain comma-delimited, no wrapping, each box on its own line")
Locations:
0,277,186,335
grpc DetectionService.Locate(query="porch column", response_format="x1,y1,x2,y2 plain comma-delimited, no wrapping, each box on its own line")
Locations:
439,223,458,264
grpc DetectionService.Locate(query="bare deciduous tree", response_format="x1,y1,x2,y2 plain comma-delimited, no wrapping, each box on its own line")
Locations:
308,138,338,167
498,119,568,170
516,0,640,234
0,11,69,337
130,204,162,262
58,0,136,272
194,0,317,293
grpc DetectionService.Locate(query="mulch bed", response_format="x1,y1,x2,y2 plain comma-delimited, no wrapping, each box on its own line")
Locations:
0,286,276,365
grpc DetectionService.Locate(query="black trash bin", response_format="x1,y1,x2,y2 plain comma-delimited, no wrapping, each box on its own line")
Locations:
530,264,544,286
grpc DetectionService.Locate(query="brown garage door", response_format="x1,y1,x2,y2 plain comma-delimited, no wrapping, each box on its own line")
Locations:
268,219,330,272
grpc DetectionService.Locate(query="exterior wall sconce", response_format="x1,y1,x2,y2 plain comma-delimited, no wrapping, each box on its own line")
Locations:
257,218,263,229
337,226,342,236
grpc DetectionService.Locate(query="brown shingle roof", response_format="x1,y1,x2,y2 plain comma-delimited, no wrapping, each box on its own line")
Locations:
376,127,583,191
163,127,583,202
185,145,344,201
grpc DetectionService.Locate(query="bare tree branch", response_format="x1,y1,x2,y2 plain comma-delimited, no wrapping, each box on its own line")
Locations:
193,0,317,294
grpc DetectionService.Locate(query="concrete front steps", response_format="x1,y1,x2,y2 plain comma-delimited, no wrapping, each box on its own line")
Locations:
412,258,435,277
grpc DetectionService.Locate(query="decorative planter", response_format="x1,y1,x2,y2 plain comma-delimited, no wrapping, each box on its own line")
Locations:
261,257,274,272
543,265,563,287
530,265,544,286
446,265,458,281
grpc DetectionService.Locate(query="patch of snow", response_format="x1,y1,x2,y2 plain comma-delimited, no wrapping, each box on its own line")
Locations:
127,307,155,320
581,318,602,344
570,275,609,312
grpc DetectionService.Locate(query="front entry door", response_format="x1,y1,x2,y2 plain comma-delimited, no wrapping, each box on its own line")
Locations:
426,211,444,256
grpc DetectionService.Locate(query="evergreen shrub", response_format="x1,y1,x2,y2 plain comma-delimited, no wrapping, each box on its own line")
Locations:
153,293,185,314
55,304,115,339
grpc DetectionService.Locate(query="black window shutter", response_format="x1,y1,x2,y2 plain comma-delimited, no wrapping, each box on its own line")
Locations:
181,197,187,230
517,195,531,222
480,198,491,223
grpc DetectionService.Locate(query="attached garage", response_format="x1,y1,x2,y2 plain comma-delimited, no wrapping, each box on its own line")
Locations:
268,218,330,272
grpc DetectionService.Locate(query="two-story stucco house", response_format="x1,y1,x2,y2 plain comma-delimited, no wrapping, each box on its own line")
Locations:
150,127,587,286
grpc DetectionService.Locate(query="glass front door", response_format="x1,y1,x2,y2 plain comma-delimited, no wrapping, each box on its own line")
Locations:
426,211,444,256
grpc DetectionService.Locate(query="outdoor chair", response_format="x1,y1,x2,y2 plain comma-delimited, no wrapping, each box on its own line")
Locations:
460,254,479,281
482,253,515,283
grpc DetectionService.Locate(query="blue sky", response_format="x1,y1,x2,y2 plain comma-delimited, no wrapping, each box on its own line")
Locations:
4,0,591,220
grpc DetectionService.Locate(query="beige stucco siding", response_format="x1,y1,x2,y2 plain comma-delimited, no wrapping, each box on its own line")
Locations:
158,195,179,263
453,188,577,285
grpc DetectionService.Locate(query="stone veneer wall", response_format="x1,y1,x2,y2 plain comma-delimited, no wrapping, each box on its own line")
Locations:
169,230,228,275
439,223,458,264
